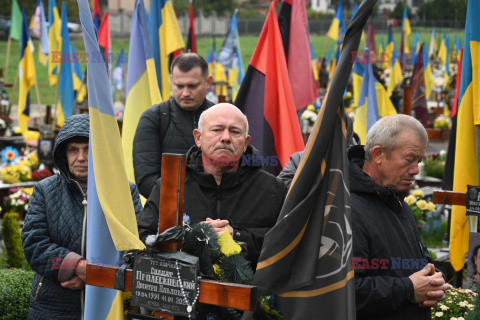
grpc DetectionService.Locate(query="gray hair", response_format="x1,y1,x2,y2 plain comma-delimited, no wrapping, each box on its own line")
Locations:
197,104,249,138
364,114,428,161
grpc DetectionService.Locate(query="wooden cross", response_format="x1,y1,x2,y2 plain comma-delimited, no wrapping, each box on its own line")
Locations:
86,154,257,318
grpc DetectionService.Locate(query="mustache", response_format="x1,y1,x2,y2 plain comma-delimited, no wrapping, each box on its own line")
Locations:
214,145,234,152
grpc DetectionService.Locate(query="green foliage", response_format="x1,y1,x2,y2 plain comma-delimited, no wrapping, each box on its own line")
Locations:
306,8,334,19
424,153,446,179
173,0,237,15
431,287,476,319
1,0,79,20
237,7,265,19
389,2,412,19
1,211,24,268
0,268,35,320
467,283,480,320
418,0,467,21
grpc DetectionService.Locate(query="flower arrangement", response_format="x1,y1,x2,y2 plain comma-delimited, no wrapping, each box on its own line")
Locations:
0,114,12,131
431,287,476,319
3,188,31,215
405,189,436,226
434,116,452,129
0,165,32,184
31,168,53,181
424,151,447,179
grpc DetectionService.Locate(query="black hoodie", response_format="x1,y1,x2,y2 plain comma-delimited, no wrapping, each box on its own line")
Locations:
349,145,433,320
137,144,287,266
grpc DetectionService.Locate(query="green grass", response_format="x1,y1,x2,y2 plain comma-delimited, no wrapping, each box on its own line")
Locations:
0,28,465,106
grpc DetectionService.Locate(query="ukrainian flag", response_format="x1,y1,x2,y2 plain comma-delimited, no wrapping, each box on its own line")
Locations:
354,50,380,144
123,0,162,184
387,42,403,94
18,10,36,134
47,0,60,86
71,44,86,103
57,2,74,126
77,0,146,318
148,0,185,99
438,36,447,66
327,1,346,42
310,42,319,82
383,26,394,70
450,0,480,272
402,7,411,53
352,60,396,129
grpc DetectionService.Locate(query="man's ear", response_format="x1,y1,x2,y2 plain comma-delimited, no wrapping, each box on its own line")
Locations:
371,145,384,164
193,129,202,148
244,135,251,152
206,75,213,88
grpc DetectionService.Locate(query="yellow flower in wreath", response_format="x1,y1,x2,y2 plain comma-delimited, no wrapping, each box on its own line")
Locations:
412,189,424,197
427,202,436,212
404,195,416,205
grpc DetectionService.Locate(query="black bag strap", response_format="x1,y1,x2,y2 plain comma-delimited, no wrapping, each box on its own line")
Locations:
158,100,171,144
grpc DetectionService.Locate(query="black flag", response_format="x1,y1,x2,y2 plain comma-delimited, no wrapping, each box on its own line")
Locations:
253,0,378,319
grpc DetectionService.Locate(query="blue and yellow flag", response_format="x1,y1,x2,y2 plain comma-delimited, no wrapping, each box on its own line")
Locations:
327,1,346,42
57,2,74,126
354,50,380,143
387,42,403,94
71,44,86,102
48,0,60,86
148,0,185,99
411,31,419,65
450,0,480,272
18,10,36,134
310,42,319,82
123,0,162,184
77,0,146,318
402,7,411,53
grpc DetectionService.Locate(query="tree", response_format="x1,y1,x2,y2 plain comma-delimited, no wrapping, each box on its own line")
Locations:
417,0,466,21
173,0,237,16
389,2,412,19
2,0,79,21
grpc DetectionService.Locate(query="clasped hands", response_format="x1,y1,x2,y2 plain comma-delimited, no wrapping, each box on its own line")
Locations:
60,259,87,290
202,217,233,236
409,263,451,308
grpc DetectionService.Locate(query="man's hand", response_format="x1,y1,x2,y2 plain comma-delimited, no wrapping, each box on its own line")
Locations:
204,218,233,236
75,259,87,282
60,276,85,290
409,263,450,307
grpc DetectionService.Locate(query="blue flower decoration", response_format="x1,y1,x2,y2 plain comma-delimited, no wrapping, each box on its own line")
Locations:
183,213,191,225
1,146,19,164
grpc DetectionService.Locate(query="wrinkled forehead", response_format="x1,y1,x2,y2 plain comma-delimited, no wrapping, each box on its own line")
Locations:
203,110,247,131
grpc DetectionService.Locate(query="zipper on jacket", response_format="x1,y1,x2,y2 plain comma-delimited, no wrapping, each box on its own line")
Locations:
215,185,221,219
34,276,44,301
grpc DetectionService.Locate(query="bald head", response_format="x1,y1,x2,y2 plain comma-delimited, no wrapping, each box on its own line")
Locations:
198,103,249,137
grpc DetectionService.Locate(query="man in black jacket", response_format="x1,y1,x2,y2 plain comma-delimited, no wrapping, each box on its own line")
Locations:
133,53,214,198
350,114,449,319
137,103,287,266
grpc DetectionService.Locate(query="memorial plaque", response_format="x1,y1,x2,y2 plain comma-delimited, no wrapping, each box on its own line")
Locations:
131,255,199,318
466,185,480,216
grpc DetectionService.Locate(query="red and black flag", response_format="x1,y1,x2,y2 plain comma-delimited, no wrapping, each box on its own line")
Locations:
277,0,318,111
234,0,304,174
186,0,196,53
253,0,377,319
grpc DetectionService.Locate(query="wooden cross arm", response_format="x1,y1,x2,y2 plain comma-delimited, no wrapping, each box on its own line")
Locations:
433,191,466,206
86,262,257,311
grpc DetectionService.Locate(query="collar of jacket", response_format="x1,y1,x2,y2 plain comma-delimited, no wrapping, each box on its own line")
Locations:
348,145,405,212
185,145,260,188
171,97,211,117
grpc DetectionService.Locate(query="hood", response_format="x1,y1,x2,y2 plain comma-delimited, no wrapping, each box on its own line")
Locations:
185,144,260,187
52,114,90,178
348,145,404,212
